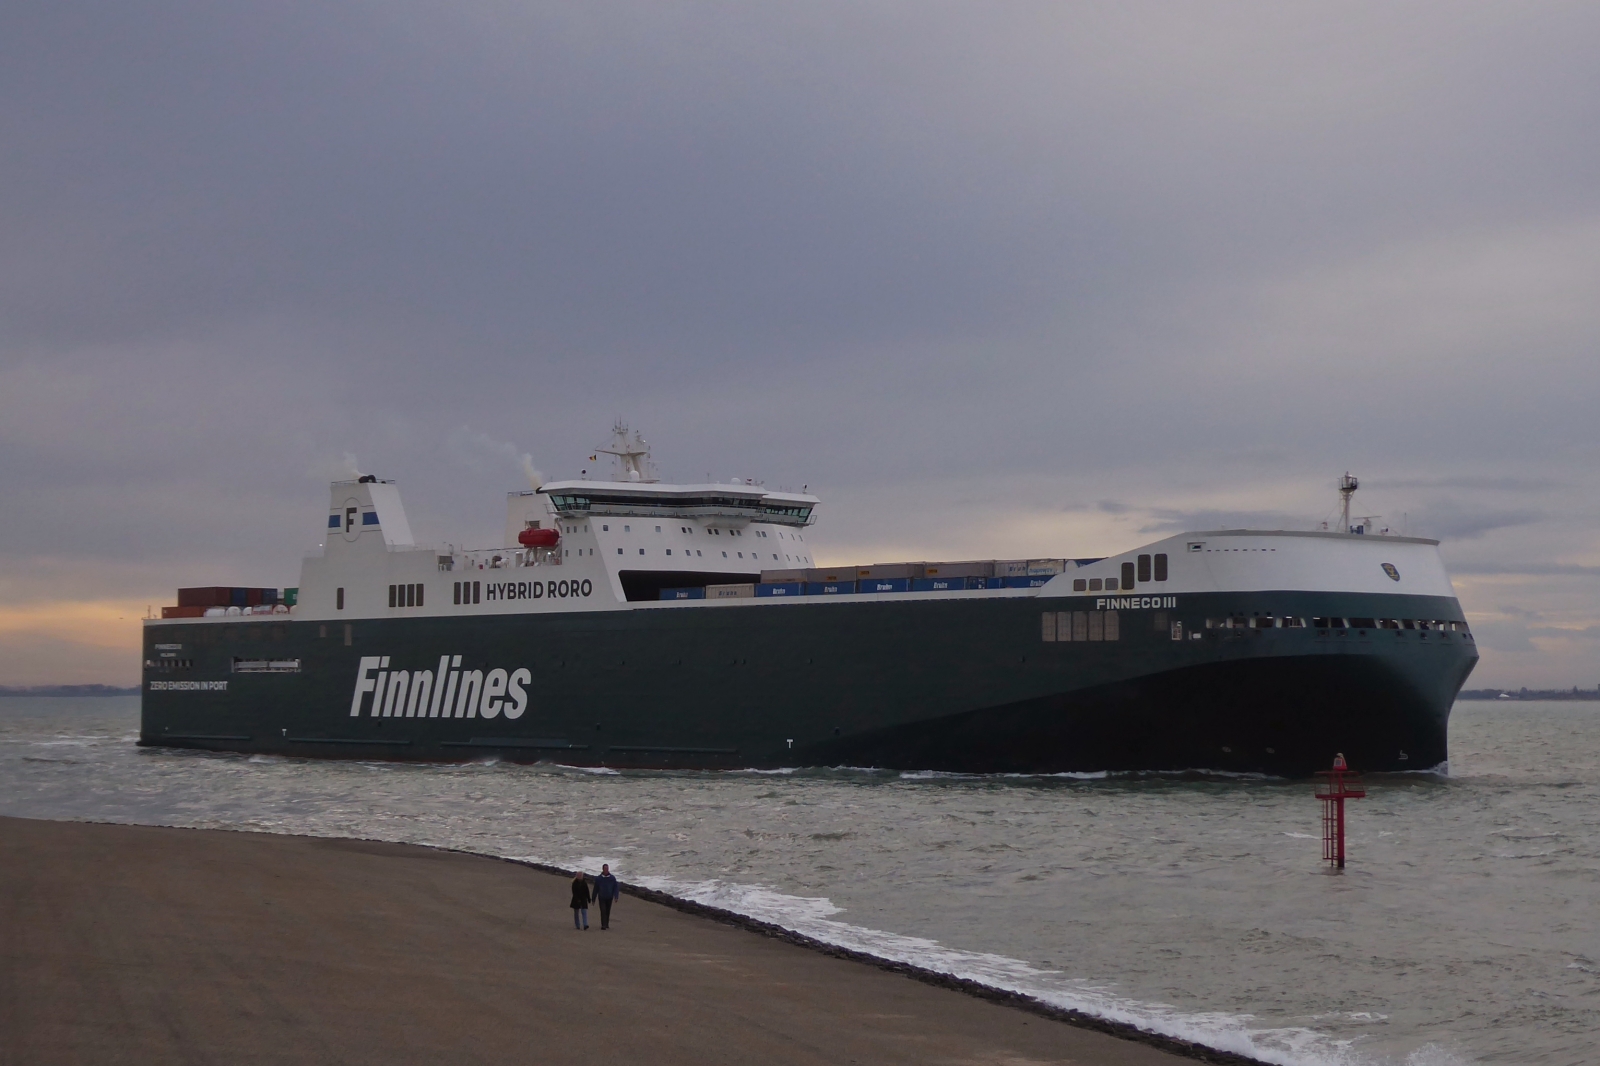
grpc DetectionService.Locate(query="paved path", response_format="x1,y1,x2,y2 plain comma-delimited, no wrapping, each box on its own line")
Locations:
1,816,1200,1065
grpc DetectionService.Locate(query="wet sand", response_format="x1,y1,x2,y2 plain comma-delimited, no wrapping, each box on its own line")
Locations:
0,816,1231,1065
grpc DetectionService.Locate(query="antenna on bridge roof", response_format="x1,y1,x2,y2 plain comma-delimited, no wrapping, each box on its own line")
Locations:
595,421,657,483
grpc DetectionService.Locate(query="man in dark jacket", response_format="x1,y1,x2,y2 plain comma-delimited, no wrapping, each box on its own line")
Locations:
593,864,619,930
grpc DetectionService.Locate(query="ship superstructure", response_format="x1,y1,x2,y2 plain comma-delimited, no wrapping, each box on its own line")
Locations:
141,427,1477,776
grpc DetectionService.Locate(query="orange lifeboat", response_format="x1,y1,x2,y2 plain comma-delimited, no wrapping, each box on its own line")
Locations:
518,527,560,548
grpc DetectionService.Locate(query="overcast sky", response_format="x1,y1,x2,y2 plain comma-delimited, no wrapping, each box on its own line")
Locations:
3,2,1598,687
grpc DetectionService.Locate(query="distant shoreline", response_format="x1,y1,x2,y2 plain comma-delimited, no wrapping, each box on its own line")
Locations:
1457,687,1600,701
0,685,140,698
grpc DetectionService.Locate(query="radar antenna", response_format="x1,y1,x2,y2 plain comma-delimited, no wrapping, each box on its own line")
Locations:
1338,473,1359,534
595,420,658,482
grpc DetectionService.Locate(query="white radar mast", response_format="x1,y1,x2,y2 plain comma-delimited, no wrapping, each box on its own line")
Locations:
596,421,658,482
1339,473,1358,533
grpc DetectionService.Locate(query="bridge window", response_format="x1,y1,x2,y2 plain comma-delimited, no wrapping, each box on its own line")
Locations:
1138,555,1151,583
1154,553,1168,581
1121,562,1136,588
1088,578,1102,591
1073,579,1087,591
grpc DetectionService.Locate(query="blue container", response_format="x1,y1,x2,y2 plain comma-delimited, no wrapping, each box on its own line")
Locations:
229,587,249,606
1002,575,1053,589
804,581,856,595
756,582,803,597
659,587,706,600
859,578,911,594
912,577,981,592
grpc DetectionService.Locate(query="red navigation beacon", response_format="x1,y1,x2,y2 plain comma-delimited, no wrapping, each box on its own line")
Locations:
1314,753,1366,869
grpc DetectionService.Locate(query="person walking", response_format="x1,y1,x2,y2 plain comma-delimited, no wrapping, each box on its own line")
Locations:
569,870,591,930
593,863,619,930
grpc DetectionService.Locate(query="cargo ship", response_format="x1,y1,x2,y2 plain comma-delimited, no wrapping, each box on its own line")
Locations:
141,428,1478,776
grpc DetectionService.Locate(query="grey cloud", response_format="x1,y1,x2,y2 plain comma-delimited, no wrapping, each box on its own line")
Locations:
1138,510,1311,536
1453,563,1600,578
1372,476,1563,492
1403,504,1543,542
1471,621,1538,654
1528,625,1600,642
4,2,1600,684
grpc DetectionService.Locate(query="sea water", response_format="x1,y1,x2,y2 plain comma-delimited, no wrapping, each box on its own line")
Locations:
1,697,1595,1066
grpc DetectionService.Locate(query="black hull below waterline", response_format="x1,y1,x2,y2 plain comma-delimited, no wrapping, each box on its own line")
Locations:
795,654,1467,777
140,590,1477,777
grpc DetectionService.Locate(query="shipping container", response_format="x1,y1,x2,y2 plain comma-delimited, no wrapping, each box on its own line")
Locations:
177,587,231,608
993,560,1031,578
707,583,755,599
759,568,808,583
283,588,299,607
854,562,924,580
920,561,994,579
1027,559,1068,576
659,587,706,600
1003,575,1053,588
161,605,207,619
859,577,912,593
804,581,856,595
756,582,803,597
803,568,853,584
911,575,987,591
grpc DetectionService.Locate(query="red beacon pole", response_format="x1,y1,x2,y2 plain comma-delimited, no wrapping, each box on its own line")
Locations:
1314,753,1366,869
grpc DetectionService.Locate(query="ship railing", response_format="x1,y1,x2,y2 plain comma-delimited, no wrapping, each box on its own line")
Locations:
452,548,562,570
549,501,814,526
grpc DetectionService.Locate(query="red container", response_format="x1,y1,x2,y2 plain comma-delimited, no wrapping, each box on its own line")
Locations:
177,587,230,608
162,605,207,618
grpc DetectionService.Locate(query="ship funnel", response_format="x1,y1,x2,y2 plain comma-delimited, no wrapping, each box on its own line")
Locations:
323,478,415,553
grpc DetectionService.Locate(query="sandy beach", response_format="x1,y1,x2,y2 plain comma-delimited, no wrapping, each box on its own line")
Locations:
0,815,1229,1066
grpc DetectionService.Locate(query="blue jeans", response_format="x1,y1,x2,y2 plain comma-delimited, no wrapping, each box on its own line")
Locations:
574,907,588,929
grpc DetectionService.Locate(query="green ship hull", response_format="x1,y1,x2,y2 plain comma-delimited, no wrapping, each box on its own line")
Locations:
141,588,1476,777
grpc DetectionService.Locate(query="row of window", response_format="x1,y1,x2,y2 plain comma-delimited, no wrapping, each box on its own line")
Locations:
547,492,812,522
1069,553,1169,592
388,583,425,608
1206,617,1469,633
454,581,482,605
317,623,355,646
1040,611,1122,642
597,521,804,542
144,658,195,671
1208,616,1306,629
613,547,810,564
